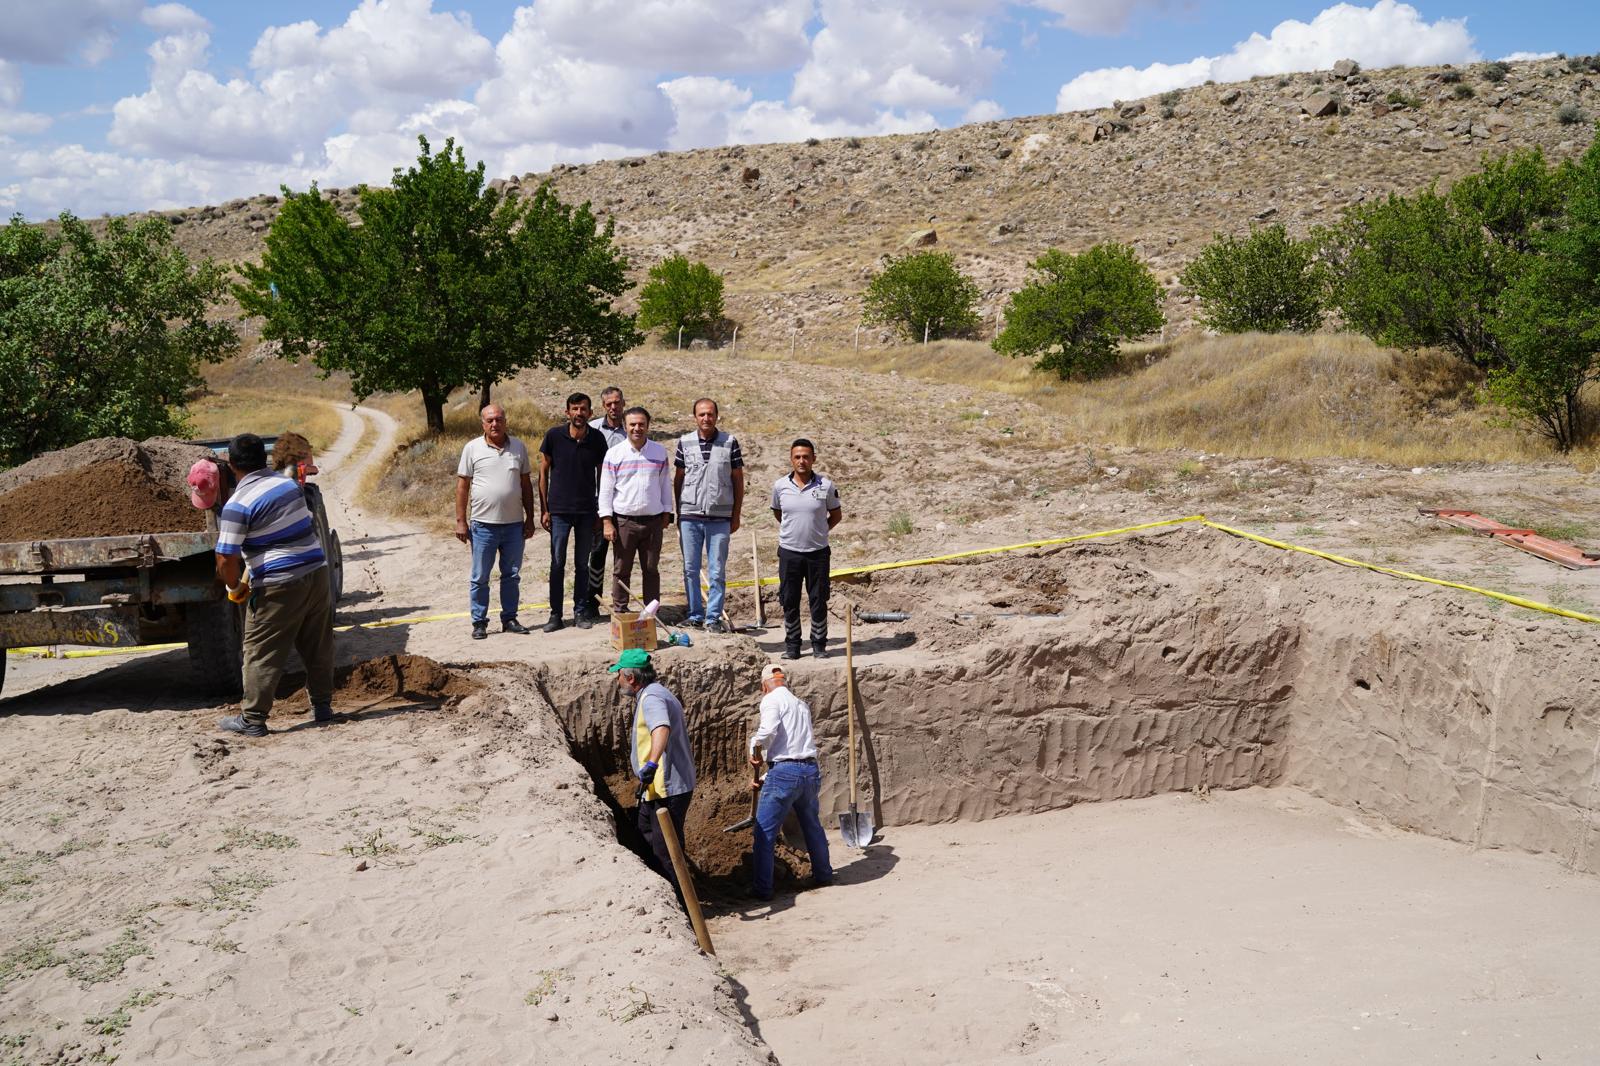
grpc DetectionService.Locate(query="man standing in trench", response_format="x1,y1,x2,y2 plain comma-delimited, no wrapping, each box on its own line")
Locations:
748,662,833,901
612,648,696,905
455,404,537,640
214,433,336,737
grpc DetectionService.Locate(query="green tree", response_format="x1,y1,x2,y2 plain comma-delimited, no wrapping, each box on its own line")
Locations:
236,137,640,432
1179,225,1324,334
861,251,981,342
1488,142,1600,450
1319,148,1563,369
993,244,1164,379
636,255,725,344
0,213,237,466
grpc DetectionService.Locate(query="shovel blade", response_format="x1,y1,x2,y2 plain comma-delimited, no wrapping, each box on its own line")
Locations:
838,808,875,848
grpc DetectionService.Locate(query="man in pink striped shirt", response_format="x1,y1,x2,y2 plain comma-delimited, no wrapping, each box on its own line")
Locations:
598,407,675,615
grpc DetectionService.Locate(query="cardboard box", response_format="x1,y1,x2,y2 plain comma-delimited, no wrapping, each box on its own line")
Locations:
610,611,658,652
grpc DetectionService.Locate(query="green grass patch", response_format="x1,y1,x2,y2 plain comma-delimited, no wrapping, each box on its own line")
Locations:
217,826,299,852
67,927,151,987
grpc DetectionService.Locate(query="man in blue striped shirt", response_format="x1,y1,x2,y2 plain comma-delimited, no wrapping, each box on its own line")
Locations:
214,433,335,737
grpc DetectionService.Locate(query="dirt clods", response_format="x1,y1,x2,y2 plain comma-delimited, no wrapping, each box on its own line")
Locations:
0,436,213,541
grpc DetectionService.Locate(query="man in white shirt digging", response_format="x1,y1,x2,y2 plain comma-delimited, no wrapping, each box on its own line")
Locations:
747,663,834,901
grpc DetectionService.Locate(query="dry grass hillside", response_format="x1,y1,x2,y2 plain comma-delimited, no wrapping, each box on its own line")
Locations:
112,55,1600,353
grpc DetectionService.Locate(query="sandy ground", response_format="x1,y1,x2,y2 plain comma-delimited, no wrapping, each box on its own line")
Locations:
711,787,1600,1066
4,355,1600,1064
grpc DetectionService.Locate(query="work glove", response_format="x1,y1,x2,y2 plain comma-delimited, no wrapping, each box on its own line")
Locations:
638,760,659,787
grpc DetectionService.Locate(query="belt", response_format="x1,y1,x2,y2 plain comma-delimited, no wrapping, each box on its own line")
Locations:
767,756,817,767
617,513,666,521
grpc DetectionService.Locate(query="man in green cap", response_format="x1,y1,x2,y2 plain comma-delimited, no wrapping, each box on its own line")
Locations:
610,649,697,904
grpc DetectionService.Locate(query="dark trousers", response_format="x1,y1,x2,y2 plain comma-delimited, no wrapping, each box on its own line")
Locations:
241,567,335,725
548,513,596,621
638,791,694,907
585,536,609,615
612,514,664,613
779,546,830,652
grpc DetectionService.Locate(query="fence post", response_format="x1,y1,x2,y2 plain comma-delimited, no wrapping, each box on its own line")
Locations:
731,326,738,356
923,322,930,345
854,324,862,351
678,326,684,351
790,328,797,356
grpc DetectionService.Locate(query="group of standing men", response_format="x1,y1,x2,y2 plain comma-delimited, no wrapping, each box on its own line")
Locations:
455,388,844,658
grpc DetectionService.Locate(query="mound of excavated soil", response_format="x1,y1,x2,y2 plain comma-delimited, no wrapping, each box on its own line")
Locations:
0,460,206,541
0,436,215,541
334,653,481,703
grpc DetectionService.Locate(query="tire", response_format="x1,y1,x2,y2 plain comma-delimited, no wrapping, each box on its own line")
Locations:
0,650,7,700
304,484,343,603
186,600,243,699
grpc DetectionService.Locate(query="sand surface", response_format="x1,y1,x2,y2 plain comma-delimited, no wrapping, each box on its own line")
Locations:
712,788,1600,1066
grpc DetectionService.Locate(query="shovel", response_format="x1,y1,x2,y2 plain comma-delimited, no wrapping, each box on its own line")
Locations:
723,775,760,833
839,611,875,848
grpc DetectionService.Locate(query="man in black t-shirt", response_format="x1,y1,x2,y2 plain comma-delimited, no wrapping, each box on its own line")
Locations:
538,393,610,631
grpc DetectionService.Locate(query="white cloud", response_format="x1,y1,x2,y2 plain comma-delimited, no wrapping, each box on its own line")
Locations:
1025,0,1167,36
1500,50,1558,62
0,59,52,136
791,0,1003,123
0,0,140,64
530,0,812,73
139,3,209,35
963,98,1005,123
1056,0,1479,111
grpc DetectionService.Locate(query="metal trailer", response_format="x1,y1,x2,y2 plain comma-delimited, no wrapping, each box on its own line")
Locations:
0,439,344,699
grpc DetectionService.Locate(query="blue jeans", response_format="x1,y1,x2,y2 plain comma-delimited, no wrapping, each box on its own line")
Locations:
469,521,525,623
752,759,833,898
679,518,731,624
548,513,596,620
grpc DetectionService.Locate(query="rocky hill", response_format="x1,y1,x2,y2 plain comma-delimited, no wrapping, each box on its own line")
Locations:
129,56,1599,352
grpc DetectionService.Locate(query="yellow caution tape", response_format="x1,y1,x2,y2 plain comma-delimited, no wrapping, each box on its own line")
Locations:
6,511,1594,663
1200,520,1600,625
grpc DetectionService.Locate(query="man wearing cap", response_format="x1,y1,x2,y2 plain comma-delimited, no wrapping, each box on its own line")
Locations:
770,438,842,659
747,663,833,901
213,433,336,737
611,649,697,905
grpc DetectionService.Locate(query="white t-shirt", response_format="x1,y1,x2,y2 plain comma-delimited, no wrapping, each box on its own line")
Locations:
457,435,530,524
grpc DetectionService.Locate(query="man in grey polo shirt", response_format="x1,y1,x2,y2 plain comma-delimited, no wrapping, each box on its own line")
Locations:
455,403,537,640
770,438,842,659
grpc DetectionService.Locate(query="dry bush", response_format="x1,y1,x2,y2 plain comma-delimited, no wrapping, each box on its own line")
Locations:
187,387,344,452
361,392,561,531
1381,348,1483,415
811,332,1545,464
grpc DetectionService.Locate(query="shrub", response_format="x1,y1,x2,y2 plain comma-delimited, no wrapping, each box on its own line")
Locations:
1179,225,1324,334
1453,83,1476,99
1481,61,1509,83
636,255,726,344
1158,89,1182,107
1558,102,1586,125
1386,89,1423,109
993,244,1164,380
1440,69,1463,84
861,251,981,342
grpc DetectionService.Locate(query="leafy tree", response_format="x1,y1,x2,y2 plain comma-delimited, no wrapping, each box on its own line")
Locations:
861,251,980,342
993,244,1164,379
237,137,640,433
1179,225,1324,334
636,255,725,343
0,213,237,466
1488,142,1600,450
1319,148,1563,370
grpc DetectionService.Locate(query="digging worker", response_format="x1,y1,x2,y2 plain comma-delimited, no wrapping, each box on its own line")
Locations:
771,438,842,659
673,398,744,633
214,433,335,737
748,663,833,901
538,392,608,632
455,403,537,641
584,386,628,618
598,406,673,616
611,648,697,905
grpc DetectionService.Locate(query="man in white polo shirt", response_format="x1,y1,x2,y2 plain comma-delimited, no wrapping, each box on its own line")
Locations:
598,406,673,615
455,403,537,640
747,662,833,902
770,438,842,659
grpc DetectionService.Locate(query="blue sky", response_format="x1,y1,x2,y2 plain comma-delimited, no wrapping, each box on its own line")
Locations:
0,1,1592,219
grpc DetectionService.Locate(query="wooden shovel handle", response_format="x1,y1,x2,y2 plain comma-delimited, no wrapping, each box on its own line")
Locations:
846,610,857,808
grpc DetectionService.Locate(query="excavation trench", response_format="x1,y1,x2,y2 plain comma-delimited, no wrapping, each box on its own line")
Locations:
532,528,1600,888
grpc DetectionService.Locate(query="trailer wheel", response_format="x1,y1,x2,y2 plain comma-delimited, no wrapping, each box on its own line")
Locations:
0,650,7,699
187,600,243,699
303,484,343,603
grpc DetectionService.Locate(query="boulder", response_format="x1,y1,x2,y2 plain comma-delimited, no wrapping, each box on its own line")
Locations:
741,167,760,183
1332,59,1359,79
1073,121,1103,143
902,229,938,248
1119,102,1146,119
1219,88,1242,106
1301,93,1339,117
1420,137,1448,152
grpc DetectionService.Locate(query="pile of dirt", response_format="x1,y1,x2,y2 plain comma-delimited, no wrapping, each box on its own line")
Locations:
0,460,206,541
0,436,215,541
333,654,481,704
